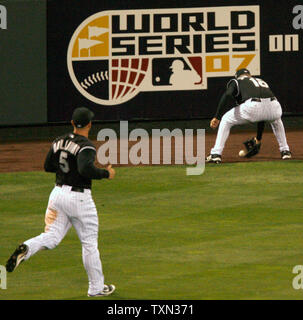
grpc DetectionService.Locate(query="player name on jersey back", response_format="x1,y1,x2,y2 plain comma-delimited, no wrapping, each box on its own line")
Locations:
53,139,81,155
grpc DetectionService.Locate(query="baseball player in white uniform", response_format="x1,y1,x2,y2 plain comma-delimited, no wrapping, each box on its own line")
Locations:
6,107,116,297
206,68,291,163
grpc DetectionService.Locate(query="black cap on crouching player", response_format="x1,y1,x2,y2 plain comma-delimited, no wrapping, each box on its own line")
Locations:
235,68,250,79
72,107,94,128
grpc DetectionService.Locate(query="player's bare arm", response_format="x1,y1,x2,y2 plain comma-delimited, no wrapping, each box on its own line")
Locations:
210,118,220,129
106,165,115,179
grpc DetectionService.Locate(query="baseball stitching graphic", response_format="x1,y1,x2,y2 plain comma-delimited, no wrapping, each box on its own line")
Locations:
81,71,109,90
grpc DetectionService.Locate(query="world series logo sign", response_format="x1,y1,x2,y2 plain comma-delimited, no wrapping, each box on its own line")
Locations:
67,6,260,106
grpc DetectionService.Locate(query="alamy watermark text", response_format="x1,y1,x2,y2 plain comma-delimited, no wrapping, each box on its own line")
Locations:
96,121,205,175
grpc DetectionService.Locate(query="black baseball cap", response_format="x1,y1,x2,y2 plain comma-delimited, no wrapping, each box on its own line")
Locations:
235,68,250,79
72,107,94,128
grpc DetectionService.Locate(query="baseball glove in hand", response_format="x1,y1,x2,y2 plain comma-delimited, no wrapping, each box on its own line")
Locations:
242,137,261,158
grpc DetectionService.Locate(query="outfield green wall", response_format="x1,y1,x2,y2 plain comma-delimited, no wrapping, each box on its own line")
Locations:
0,0,47,126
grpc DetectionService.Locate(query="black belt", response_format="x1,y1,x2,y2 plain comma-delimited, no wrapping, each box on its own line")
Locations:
56,184,86,193
251,97,276,102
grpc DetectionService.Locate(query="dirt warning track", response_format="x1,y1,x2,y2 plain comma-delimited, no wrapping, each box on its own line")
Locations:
0,129,302,173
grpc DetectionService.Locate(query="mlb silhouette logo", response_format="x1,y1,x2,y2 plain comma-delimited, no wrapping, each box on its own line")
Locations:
152,57,203,90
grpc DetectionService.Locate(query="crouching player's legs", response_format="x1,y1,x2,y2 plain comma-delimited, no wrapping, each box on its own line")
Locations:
266,100,291,159
210,106,249,156
270,118,291,158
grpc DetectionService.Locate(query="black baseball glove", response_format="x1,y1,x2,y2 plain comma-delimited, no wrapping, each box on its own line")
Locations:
243,137,261,158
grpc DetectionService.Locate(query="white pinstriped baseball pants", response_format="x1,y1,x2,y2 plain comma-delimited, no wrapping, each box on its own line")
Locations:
23,185,104,296
211,98,290,155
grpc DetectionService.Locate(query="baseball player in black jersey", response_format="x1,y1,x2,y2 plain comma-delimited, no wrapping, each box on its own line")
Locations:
6,107,116,297
206,68,291,163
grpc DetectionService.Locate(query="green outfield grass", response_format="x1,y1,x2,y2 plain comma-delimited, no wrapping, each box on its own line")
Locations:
1,162,303,300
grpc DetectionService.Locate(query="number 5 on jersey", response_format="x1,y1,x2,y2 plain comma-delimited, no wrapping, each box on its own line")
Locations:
59,151,70,173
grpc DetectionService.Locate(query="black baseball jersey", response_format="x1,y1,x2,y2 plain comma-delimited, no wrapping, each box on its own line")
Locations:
44,133,109,189
215,76,276,120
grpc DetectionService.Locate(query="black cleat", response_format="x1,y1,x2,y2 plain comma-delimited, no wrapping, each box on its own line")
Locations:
6,244,29,272
206,154,222,164
281,150,292,160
